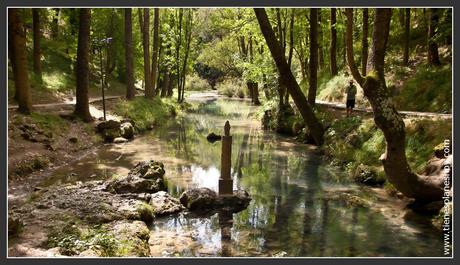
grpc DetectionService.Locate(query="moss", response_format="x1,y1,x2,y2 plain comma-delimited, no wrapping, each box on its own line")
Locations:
136,202,154,223
13,156,51,176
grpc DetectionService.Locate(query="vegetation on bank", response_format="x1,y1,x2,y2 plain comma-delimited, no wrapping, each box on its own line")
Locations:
113,97,189,131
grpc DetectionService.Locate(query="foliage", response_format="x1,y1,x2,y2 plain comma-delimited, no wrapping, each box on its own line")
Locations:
113,97,182,131
185,73,212,91
216,78,245,98
193,62,224,88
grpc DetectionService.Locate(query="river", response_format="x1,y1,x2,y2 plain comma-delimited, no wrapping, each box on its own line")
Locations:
29,94,444,257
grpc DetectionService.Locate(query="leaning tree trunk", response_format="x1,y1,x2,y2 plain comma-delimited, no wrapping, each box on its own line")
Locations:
124,8,135,100
142,8,153,98
427,8,441,66
151,8,160,95
74,8,92,122
403,8,410,66
361,8,369,75
9,8,32,114
254,8,324,146
330,8,338,76
308,8,318,106
346,8,443,202
32,9,42,79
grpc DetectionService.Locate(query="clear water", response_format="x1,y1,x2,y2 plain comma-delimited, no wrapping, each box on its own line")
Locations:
34,97,444,257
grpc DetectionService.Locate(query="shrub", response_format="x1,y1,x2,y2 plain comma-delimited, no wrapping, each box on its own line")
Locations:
185,74,212,91
216,78,243,98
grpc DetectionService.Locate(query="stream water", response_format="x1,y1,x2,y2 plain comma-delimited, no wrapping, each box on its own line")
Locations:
33,95,443,257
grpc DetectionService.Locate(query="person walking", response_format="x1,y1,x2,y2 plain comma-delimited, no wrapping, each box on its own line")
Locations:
346,79,357,117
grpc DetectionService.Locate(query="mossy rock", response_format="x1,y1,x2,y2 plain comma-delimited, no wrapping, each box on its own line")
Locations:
352,164,386,186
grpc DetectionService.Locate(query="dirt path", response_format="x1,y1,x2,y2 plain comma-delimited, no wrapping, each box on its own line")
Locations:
8,92,451,120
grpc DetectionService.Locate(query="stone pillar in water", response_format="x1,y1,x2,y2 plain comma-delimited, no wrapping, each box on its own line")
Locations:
219,121,233,195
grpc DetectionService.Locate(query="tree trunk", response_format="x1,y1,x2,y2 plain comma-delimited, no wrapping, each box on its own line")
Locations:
254,8,324,146
427,8,441,65
403,8,410,66
361,8,369,75
124,8,135,100
318,9,325,70
74,8,92,122
151,8,160,95
330,8,338,76
142,8,153,98
51,8,60,38
346,8,444,202
308,8,318,106
32,9,42,79
9,9,32,114
345,9,364,86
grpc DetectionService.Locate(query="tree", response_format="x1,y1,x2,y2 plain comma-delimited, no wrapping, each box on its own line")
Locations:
32,9,42,79
428,8,441,65
361,8,369,75
9,8,32,114
151,8,160,95
330,8,338,76
124,8,135,100
74,8,92,122
308,8,318,106
142,8,153,98
346,8,443,202
254,8,324,146
403,8,410,66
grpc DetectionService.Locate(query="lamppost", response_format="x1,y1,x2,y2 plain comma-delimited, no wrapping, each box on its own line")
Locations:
92,37,112,121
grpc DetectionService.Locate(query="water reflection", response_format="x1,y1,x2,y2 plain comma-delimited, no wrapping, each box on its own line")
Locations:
36,98,444,257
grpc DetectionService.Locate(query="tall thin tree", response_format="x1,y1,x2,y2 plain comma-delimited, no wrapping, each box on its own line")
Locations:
427,8,441,65
330,8,338,76
346,8,444,202
151,8,160,96
403,8,410,66
254,8,324,146
9,8,32,114
308,8,319,106
124,8,135,100
142,8,153,98
32,9,42,80
74,8,92,122
361,8,369,75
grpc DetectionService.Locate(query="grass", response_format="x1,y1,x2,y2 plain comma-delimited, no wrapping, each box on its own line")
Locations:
113,97,186,131
392,64,452,113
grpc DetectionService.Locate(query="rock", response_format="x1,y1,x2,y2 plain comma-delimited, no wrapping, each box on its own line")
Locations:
180,188,218,212
96,120,121,133
206,132,221,143
105,220,150,257
408,200,444,215
180,188,251,214
68,137,78,143
352,164,385,186
8,215,23,237
113,137,128,143
149,191,185,216
216,190,252,213
78,248,101,257
96,120,121,142
107,160,166,194
120,122,135,139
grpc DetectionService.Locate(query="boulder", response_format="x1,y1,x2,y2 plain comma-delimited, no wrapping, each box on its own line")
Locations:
216,189,251,213
179,188,251,213
352,164,385,186
107,160,166,194
113,137,128,143
149,191,185,216
120,122,134,140
96,120,121,142
180,188,218,212
206,132,221,143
